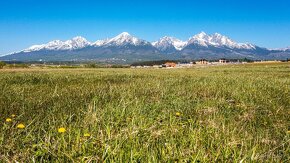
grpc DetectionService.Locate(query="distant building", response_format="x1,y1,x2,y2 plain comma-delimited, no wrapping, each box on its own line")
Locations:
163,62,176,68
196,59,208,65
153,65,161,68
219,58,228,64
177,62,194,67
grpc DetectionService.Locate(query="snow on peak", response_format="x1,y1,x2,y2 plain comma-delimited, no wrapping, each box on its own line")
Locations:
118,32,130,37
274,46,290,51
152,36,186,51
93,39,109,46
70,36,89,44
196,31,208,39
105,32,150,46
111,32,134,42
187,32,211,46
66,36,90,49
211,33,236,46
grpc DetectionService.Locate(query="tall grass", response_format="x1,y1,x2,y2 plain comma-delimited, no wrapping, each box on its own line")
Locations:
0,63,289,162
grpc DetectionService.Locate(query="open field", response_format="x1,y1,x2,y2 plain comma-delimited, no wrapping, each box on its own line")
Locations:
0,63,289,162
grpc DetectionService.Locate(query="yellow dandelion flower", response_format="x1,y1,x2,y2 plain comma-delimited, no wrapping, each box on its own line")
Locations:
11,114,16,118
175,112,181,117
58,127,66,133
6,118,12,122
287,130,290,134
17,123,25,129
84,133,91,137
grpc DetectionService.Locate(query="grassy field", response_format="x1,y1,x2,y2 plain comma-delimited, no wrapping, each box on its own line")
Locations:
0,63,289,162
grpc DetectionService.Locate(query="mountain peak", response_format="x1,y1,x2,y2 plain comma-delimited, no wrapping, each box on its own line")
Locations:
66,36,90,49
196,31,208,38
210,33,235,46
113,32,132,40
106,32,149,46
153,36,186,51
119,32,130,36
71,36,88,42
188,32,210,46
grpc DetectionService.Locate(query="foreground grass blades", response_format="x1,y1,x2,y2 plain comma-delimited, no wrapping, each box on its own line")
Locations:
0,63,289,162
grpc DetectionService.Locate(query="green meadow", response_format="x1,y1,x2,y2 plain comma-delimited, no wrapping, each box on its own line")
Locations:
0,63,289,162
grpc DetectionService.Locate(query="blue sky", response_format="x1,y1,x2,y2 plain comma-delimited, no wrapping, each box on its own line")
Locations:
0,0,290,54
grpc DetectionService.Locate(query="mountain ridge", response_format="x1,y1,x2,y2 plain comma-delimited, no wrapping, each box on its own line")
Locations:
1,32,289,62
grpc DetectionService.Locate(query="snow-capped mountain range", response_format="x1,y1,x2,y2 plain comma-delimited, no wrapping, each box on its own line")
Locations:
1,32,289,62
24,32,151,52
24,36,90,52
22,32,256,52
277,47,290,51
187,32,256,50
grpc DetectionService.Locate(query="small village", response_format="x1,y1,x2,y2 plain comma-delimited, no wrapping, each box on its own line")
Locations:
131,59,282,68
